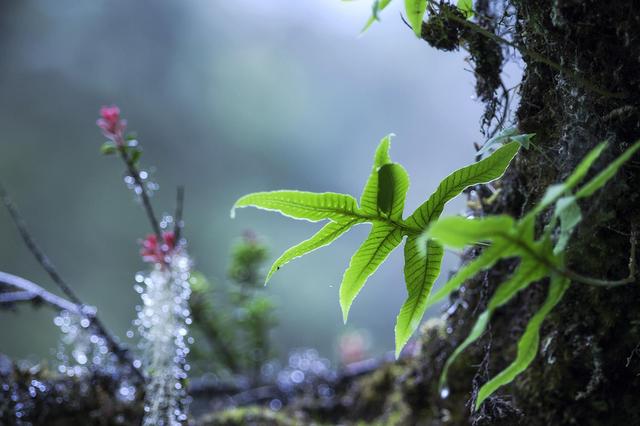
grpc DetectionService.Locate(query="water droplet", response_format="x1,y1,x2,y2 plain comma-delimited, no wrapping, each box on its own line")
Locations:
440,387,450,399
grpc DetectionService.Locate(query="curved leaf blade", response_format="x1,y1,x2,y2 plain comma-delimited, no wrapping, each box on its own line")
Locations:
475,274,570,409
439,256,548,390
425,238,511,309
360,134,394,215
265,219,359,284
404,0,427,37
395,237,444,357
377,163,410,220
576,140,640,199
232,191,359,223
361,0,393,32
426,215,515,249
340,223,404,322
407,142,519,229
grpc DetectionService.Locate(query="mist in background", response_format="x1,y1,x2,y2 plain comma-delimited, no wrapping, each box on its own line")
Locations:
0,0,506,364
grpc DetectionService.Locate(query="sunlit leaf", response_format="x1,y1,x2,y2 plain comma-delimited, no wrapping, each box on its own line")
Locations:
340,223,404,322
377,163,410,220
360,134,393,215
232,191,359,223
456,0,473,19
265,219,359,284
426,215,515,249
407,142,519,229
395,237,444,357
361,0,393,32
404,0,427,37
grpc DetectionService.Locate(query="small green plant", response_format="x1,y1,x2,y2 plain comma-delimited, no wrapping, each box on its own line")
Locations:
425,140,640,409
360,0,472,34
189,233,276,383
232,134,520,356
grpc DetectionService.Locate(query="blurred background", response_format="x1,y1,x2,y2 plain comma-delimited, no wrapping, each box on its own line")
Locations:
0,0,511,365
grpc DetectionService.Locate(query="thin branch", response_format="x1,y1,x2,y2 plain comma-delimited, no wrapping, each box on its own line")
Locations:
117,146,164,245
0,271,83,313
173,185,185,244
0,182,145,381
1,182,83,307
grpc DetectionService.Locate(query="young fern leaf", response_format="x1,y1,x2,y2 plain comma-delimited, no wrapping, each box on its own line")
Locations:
406,142,520,230
425,140,640,409
438,255,548,391
395,237,443,356
394,143,520,356
362,0,393,33
360,134,393,215
232,191,359,223
404,0,428,37
475,274,570,409
265,219,358,284
340,223,405,322
233,134,520,357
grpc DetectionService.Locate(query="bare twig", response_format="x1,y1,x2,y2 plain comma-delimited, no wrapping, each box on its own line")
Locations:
117,146,164,245
0,270,82,313
0,182,145,381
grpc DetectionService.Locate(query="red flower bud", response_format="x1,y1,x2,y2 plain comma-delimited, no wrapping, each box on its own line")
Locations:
97,105,127,144
141,231,176,263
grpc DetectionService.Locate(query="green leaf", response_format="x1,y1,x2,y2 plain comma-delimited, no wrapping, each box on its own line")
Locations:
265,219,358,284
404,0,427,37
456,0,473,18
424,238,512,309
475,274,570,409
563,143,607,190
407,142,519,229
439,256,548,390
360,134,393,215
340,223,404,322
100,141,117,155
477,128,534,156
377,163,410,220
553,196,582,254
232,191,360,223
361,0,393,32
395,237,444,357
576,140,640,199
426,215,515,249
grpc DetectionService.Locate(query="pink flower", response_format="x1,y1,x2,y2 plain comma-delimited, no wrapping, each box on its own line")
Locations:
97,105,127,144
141,231,176,263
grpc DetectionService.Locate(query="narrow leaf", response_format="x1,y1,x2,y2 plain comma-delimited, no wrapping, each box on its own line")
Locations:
265,219,359,284
576,140,640,199
425,239,511,309
361,0,393,32
426,215,515,249
404,0,427,37
475,274,570,409
360,134,394,215
456,0,473,18
395,237,444,357
553,196,582,254
535,142,607,214
407,142,519,229
232,191,359,223
439,257,548,391
340,223,404,322
377,163,410,220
